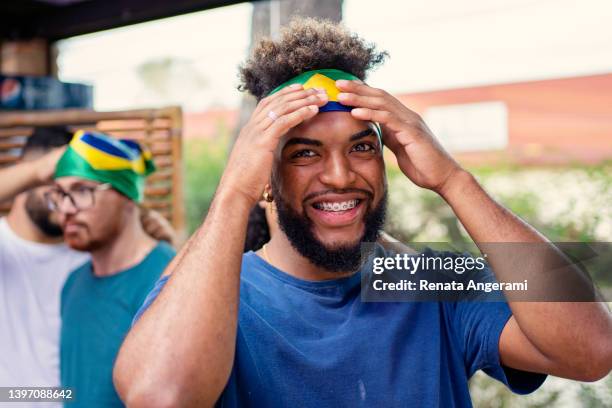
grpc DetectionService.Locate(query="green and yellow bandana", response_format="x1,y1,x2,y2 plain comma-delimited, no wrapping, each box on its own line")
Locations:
54,130,155,202
269,69,382,144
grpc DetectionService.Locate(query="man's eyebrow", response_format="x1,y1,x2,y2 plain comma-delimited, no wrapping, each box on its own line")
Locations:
349,128,375,141
69,181,97,189
284,137,323,148
284,129,375,148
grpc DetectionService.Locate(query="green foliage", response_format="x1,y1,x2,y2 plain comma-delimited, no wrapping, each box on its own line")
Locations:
184,133,229,233
468,372,561,408
386,163,612,243
577,373,612,407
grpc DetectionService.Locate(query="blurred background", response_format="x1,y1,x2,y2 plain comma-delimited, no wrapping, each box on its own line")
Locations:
1,0,611,406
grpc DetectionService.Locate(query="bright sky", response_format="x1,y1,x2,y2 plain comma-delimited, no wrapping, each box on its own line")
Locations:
57,0,612,112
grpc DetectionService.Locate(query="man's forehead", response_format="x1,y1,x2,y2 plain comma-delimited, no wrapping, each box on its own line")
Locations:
283,120,377,144
55,176,100,188
285,127,376,145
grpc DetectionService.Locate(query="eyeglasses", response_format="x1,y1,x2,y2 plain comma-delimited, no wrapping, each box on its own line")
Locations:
44,183,112,212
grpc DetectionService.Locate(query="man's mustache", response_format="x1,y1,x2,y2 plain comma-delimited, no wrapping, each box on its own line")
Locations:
62,216,88,230
303,188,374,203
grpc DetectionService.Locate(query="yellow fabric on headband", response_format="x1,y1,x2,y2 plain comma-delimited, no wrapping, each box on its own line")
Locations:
302,73,342,102
70,131,147,175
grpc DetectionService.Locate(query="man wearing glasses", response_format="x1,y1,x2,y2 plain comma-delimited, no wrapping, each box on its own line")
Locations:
47,131,175,407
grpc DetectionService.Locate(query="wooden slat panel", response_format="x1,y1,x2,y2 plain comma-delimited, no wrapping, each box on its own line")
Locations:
150,140,172,149
0,156,19,164
142,201,171,210
0,107,181,127
0,141,26,150
150,145,172,155
145,186,172,196
68,127,171,141
0,127,33,138
147,170,172,182
153,156,173,168
0,106,185,243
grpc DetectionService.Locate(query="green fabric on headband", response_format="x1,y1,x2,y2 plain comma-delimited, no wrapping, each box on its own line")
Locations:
269,69,359,96
55,148,147,202
54,131,155,202
269,69,383,146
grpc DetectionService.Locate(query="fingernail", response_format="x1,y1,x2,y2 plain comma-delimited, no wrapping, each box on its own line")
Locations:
337,92,348,100
289,83,302,89
314,87,326,93
317,93,328,100
308,105,319,112
336,80,348,87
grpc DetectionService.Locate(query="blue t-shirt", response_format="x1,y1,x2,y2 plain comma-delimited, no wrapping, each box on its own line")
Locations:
61,241,175,407
134,245,546,407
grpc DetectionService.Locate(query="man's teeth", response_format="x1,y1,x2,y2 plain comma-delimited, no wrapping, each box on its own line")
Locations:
314,200,359,212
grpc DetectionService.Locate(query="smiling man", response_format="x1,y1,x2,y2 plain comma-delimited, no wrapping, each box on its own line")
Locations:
113,18,611,408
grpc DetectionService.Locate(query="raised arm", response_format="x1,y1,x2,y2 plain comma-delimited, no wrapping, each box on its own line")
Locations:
0,147,64,202
337,79,612,382
439,170,612,381
112,85,328,407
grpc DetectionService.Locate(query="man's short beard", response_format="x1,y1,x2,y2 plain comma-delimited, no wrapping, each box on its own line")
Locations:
272,185,387,273
25,191,63,237
64,227,106,252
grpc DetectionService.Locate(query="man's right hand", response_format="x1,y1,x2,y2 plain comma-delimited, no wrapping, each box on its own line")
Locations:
219,85,328,205
33,146,67,184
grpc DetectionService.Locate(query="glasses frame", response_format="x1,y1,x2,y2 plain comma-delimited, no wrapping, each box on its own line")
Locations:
44,183,113,212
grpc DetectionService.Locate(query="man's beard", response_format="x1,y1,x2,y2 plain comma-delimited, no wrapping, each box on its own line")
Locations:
25,191,63,237
63,224,105,252
273,186,387,273
63,215,118,252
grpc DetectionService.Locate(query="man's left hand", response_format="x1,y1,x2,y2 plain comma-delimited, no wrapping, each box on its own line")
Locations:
337,80,463,195
140,208,177,246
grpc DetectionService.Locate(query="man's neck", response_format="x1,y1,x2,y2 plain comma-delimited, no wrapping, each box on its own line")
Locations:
6,198,63,245
262,233,354,281
90,216,157,278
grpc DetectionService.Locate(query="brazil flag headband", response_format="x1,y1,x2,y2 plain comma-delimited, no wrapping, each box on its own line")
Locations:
269,69,383,145
54,130,155,203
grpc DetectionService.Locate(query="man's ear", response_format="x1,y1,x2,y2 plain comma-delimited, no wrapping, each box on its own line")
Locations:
262,183,274,203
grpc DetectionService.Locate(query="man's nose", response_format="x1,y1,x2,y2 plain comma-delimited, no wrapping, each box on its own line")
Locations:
318,153,357,189
58,195,78,215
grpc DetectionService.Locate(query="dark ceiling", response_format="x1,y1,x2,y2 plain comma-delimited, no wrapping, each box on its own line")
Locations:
0,0,253,41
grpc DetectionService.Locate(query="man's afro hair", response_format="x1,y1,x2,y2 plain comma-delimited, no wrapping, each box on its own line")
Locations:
238,17,388,100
